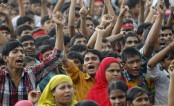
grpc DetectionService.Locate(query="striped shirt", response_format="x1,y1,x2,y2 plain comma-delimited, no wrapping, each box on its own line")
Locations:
0,48,63,106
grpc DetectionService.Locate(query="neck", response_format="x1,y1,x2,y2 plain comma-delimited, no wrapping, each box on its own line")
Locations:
7,65,22,78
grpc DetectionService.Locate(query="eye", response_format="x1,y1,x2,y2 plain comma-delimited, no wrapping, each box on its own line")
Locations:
110,97,116,100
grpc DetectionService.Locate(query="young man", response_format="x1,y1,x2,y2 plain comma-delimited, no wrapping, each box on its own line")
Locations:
0,11,64,106
41,15,55,33
147,40,174,105
62,49,102,101
121,47,155,104
70,34,88,46
123,32,140,48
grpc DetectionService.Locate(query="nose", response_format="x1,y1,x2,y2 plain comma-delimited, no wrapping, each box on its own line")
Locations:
133,62,138,68
115,98,121,104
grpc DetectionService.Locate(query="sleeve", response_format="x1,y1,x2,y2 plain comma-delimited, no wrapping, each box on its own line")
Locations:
147,64,167,83
32,48,64,83
62,61,83,84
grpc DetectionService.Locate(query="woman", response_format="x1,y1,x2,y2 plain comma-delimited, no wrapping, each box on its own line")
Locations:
108,80,128,106
86,57,121,106
38,75,75,106
126,87,150,106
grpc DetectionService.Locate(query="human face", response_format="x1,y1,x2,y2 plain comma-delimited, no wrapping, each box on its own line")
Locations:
22,40,36,57
21,30,32,36
70,59,83,71
31,3,41,15
105,63,121,83
43,20,55,33
124,56,141,77
94,2,103,16
102,42,113,52
4,47,25,69
124,36,139,48
23,0,30,10
42,50,52,60
132,4,140,15
53,82,74,106
131,93,150,106
74,38,87,45
109,89,126,106
161,56,174,71
86,19,95,36
83,52,100,76
124,11,132,19
1,30,10,40
161,29,173,44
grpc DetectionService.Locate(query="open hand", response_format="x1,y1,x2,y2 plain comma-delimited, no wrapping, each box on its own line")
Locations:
101,14,114,25
0,3,9,15
28,90,41,104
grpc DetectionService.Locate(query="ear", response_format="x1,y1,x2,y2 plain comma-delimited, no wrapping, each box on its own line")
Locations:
2,56,8,63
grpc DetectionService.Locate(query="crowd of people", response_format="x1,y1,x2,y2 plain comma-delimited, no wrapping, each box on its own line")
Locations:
0,0,174,106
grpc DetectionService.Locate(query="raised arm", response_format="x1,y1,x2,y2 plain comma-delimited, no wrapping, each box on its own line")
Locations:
52,0,65,14
144,6,156,23
41,0,48,17
143,1,165,58
138,0,145,25
167,6,174,26
33,11,65,82
17,0,25,16
79,2,88,35
104,0,116,19
148,41,174,68
168,60,174,106
111,1,128,35
0,4,15,39
94,26,105,51
68,0,76,37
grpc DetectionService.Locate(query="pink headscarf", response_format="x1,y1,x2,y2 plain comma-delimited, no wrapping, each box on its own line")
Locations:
15,100,33,106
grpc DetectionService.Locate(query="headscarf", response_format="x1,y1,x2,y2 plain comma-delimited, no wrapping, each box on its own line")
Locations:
38,75,75,106
15,100,33,106
86,57,120,106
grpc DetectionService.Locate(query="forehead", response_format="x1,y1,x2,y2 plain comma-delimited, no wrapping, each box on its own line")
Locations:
84,52,99,58
126,36,138,41
107,63,120,69
125,55,141,62
162,29,172,33
22,40,35,44
11,46,24,51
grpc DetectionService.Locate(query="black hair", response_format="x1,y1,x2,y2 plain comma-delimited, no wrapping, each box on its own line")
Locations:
108,80,128,94
83,49,103,62
126,0,140,9
23,56,36,67
36,45,53,61
16,16,34,27
123,32,140,45
161,25,172,32
121,47,141,63
41,15,50,25
70,34,88,46
15,25,33,36
70,44,88,53
40,37,55,48
2,39,23,56
75,100,99,106
0,25,10,32
64,35,71,46
67,51,83,64
19,35,35,43
137,23,152,35
102,51,121,59
126,87,147,102
35,36,51,48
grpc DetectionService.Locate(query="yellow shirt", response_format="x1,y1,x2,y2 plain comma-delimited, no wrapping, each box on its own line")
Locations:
62,62,95,101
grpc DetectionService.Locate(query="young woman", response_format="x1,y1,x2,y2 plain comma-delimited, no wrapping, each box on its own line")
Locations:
126,87,150,106
86,57,122,106
108,80,128,106
38,75,76,106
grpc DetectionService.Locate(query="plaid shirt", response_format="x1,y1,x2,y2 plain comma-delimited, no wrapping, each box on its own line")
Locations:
0,48,63,106
121,70,155,103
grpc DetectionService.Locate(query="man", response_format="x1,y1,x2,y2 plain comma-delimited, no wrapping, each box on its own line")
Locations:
62,49,102,101
0,11,65,106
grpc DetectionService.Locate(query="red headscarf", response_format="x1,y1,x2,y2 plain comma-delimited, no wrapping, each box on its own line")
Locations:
86,57,120,106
